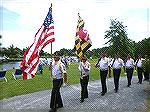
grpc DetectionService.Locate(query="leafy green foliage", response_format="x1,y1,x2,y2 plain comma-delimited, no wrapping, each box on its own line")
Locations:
142,55,150,73
104,19,134,58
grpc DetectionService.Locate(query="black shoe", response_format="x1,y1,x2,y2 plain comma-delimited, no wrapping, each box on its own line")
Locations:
84,96,88,99
144,79,149,81
101,91,107,93
114,89,118,93
80,99,84,103
101,92,105,96
49,108,57,112
127,85,130,87
57,105,63,108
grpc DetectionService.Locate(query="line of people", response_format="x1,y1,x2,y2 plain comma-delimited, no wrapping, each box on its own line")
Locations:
48,54,149,112
95,53,149,96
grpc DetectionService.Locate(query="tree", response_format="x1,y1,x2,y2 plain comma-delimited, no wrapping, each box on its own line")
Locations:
135,37,150,75
53,48,75,56
0,35,2,47
134,37,150,58
91,47,111,58
7,45,21,58
104,19,134,59
142,55,150,74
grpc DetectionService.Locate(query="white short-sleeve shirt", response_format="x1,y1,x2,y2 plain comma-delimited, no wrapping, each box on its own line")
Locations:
125,58,134,68
111,58,124,69
98,57,109,70
52,62,63,79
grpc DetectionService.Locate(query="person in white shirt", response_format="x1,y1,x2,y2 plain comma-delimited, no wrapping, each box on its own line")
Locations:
49,56,64,112
125,54,135,87
78,56,90,103
95,53,109,96
61,57,68,87
135,55,145,84
108,56,113,78
110,54,124,93
143,55,150,81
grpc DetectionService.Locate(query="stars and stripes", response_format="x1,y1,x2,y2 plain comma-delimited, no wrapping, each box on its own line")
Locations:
21,6,55,80
74,13,92,58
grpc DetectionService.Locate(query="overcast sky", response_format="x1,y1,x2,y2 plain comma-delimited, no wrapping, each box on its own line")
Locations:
1,0,150,53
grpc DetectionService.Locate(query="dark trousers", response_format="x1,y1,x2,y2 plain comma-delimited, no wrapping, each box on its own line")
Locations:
137,67,143,83
80,75,89,100
113,69,121,91
126,68,134,86
50,78,63,109
144,71,149,80
100,70,108,93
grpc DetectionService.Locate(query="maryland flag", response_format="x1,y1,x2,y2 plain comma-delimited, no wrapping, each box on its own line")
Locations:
74,13,92,58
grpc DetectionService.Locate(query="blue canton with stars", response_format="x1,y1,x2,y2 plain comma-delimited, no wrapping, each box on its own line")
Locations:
43,7,54,28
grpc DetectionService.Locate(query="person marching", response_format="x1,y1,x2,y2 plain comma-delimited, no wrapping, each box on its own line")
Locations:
95,53,109,96
49,56,64,112
124,54,135,87
108,56,113,78
61,56,68,86
78,56,90,103
135,55,145,84
110,54,124,93
143,55,150,81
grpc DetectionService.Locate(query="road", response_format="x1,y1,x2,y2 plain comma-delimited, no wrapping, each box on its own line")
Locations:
0,76,149,112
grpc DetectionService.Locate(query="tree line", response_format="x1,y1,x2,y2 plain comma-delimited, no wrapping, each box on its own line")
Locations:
0,19,150,60
0,45,51,59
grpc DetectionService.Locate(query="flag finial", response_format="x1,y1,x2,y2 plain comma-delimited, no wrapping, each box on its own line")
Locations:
78,13,80,17
51,3,52,7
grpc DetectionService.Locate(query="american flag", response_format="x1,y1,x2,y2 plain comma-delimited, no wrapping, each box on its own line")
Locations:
21,6,55,80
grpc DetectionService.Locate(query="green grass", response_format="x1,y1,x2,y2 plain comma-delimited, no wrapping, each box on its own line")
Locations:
0,59,137,100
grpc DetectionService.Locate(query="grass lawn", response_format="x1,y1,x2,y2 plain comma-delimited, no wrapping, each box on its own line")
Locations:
0,59,137,100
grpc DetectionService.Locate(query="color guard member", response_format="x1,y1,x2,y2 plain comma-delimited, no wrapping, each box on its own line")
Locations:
110,54,124,92
61,57,68,86
78,56,90,102
135,55,145,84
125,54,135,87
95,53,109,96
142,55,149,81
49,56,64,112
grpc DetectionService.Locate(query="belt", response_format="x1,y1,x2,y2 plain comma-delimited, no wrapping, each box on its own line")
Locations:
113,68,121,70
126,67,134,69
100,69,108,71
53,78,63,80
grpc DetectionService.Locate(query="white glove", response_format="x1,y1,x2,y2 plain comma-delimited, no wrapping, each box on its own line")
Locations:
50,76,53,80
63,83,67,87
124,72,127,75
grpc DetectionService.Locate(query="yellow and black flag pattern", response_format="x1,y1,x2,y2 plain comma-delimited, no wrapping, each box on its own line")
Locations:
74,13,92,58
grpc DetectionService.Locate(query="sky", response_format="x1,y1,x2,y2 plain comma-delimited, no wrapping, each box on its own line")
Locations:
1,0,150,53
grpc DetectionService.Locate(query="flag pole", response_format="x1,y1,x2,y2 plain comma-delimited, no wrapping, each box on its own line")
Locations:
50,3,53,57
51,3,53,56
50,3,53,78
51,42,52,56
